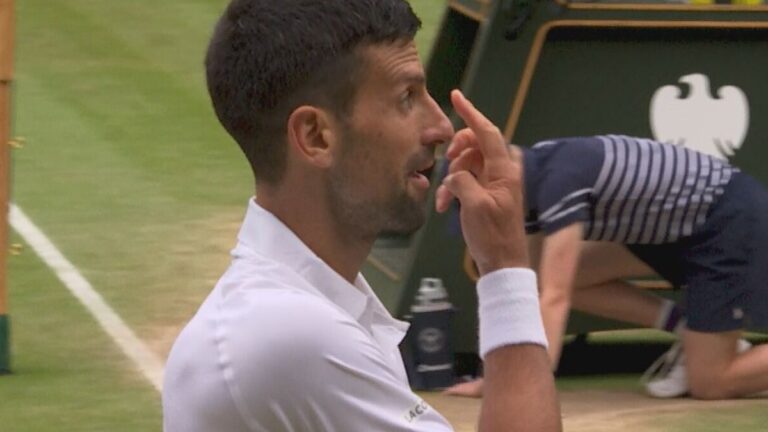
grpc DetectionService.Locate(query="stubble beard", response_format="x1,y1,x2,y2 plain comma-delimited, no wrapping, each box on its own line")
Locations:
328,132,427,239
328,168,427,240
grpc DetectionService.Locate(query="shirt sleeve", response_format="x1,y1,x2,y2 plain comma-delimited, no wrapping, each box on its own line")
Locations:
532,138,599,235
220,290,454,432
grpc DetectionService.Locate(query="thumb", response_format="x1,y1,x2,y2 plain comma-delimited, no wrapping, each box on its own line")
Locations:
442,171,484,208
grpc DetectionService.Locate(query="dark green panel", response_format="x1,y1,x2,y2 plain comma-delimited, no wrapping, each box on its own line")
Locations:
451,0,492,17
0,314,9,374
426,8,481,109
514,26,768,185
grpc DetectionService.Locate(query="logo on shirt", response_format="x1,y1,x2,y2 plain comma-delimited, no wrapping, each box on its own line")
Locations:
403,399,430,423
650,73,749,160
417,328,446,353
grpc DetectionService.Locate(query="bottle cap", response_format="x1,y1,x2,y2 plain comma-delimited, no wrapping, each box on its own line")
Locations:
417,278,448,304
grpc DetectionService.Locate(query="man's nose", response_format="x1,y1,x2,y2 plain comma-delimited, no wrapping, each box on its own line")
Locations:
423,95,455,147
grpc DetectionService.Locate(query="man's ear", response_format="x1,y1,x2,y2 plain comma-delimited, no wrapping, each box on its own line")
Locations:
286,106,338,168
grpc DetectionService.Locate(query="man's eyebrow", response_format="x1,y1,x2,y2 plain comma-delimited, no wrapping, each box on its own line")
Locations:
396,72,426,86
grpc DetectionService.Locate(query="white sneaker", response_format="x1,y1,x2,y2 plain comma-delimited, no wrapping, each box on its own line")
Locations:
642,341,687,398
641,339,752,398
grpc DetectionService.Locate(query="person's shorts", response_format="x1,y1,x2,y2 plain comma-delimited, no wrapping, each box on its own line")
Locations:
628,172,768,333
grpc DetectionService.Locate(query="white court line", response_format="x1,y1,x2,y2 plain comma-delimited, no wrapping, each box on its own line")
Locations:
9,204,164,392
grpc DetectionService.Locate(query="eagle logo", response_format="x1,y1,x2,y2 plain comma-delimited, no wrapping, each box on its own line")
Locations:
650,73,749,160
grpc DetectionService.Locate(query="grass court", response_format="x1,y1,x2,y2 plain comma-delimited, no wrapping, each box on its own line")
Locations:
1,1,766,430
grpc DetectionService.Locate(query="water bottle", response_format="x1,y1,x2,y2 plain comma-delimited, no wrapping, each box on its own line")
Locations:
403,278,455,390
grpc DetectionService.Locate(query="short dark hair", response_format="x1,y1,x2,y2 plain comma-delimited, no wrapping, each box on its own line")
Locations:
205,0,421,184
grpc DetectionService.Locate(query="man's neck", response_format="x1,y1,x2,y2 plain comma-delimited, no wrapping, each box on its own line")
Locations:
255,188,372,284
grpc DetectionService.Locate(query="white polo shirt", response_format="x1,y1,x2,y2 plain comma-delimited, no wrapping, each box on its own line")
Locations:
163,199,453,431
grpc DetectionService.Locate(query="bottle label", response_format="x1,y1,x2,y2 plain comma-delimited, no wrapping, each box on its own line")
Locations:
417,327,446,353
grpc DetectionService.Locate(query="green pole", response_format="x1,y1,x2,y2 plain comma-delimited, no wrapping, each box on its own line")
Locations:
0,316,8,374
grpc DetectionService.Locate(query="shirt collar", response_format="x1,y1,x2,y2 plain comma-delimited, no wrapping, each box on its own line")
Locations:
233,198,405,332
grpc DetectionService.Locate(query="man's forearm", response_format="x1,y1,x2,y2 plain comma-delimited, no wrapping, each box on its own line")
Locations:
476,269,562,432
480,345,562,432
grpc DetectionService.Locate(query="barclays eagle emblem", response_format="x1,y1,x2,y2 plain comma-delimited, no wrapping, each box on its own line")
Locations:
650,73,749,160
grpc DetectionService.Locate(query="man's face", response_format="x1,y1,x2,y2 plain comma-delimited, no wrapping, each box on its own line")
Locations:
327,41,454,238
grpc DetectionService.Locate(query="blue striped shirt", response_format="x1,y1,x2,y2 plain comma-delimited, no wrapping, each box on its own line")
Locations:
523,135,737,244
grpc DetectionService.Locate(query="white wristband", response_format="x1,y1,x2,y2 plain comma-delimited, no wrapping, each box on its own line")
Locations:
477,268,548,359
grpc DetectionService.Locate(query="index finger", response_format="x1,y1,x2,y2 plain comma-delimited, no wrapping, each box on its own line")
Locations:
450,90,508,161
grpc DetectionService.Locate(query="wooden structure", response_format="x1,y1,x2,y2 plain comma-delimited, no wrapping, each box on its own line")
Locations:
0,0,14,373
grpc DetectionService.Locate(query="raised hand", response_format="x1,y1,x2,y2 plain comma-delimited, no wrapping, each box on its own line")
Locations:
436,90,529,275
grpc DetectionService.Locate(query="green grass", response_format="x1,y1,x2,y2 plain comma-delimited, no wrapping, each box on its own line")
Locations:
13,0,251,335
650,406,768,432
1,232,160,431
4,0,446,430
11,0,448,346
5,0,768,431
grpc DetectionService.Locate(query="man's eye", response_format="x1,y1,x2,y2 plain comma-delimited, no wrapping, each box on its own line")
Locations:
401,89,414,108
